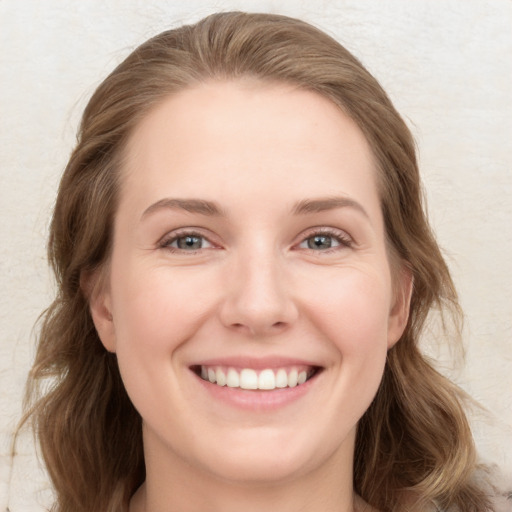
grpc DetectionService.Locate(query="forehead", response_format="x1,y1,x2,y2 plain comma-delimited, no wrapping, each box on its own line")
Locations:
121,80,380,219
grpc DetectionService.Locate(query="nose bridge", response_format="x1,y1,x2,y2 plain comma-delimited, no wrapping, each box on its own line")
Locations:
220,241,297,335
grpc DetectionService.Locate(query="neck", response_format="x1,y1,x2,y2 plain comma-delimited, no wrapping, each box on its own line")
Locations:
132,429,361,512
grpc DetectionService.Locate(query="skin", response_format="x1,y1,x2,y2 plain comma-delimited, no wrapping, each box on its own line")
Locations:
90,80,411,512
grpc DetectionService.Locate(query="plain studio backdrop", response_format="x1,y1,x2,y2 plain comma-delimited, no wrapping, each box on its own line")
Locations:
1,1,511,509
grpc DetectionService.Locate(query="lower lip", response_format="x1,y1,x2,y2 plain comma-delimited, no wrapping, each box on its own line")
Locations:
192,371,319,411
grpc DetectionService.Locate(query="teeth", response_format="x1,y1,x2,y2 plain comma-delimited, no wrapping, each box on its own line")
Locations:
288,369,298,388
258,369,275,390
226,368,239,388
275,369,288,388
240,369,258,390
216,368,226,386
199,365,314,390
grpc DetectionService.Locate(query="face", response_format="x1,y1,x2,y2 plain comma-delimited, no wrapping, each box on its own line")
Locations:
91,80,410,485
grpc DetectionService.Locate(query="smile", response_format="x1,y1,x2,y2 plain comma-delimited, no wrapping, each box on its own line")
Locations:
196,365,318,390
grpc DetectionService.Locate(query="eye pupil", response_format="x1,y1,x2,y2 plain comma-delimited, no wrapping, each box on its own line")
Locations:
177,235,202,250
308,235,332,250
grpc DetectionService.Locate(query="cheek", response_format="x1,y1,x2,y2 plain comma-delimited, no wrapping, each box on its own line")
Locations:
322,271,392,418
110,262,218,352
304,267,392,416
108,263,221,419
303,267,393,354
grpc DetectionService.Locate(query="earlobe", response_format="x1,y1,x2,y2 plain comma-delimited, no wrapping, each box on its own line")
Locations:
387,266,413,349
81,270,117,353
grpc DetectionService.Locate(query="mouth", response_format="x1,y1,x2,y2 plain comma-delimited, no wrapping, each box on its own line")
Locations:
191,365,321,391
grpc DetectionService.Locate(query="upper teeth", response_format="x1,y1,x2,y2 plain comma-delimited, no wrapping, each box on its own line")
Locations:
200,366,310,390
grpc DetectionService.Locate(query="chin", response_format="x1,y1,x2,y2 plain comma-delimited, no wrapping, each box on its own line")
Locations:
189,426,347,485
202,449,313,484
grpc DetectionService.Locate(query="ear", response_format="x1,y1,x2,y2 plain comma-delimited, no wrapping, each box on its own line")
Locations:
81,269,117,353
387,265,413,349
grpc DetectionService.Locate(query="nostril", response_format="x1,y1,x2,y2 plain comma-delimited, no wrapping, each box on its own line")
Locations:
229,320,289,335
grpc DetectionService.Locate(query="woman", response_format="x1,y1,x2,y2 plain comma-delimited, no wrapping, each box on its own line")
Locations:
23,11,495,512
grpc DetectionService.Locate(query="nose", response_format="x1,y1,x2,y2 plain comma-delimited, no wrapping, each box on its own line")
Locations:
219,250,299,337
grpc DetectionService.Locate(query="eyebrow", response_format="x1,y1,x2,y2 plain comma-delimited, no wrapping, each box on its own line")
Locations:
292,196,369,218
141,198,225,219
141,195,369,220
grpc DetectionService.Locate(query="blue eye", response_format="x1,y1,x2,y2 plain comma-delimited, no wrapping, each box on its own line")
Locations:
175,235,204,250
162,233,213,251
298,230,352,252
305,234,340,250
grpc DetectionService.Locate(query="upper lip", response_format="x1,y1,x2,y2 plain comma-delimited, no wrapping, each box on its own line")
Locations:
190,356,322,370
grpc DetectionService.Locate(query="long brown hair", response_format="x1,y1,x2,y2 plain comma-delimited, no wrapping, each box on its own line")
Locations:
23,11,493,512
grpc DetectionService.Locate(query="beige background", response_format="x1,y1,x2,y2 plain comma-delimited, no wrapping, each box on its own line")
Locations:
1,0,511,509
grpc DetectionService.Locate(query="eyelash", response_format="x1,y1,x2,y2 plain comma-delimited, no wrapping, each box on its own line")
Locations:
296,227,353,254
158,227,353,254
158,230,215,254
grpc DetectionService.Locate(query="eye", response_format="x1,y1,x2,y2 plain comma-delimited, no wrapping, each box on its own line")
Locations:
160,232,214,252
297,229,353,252
303,234,339,250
